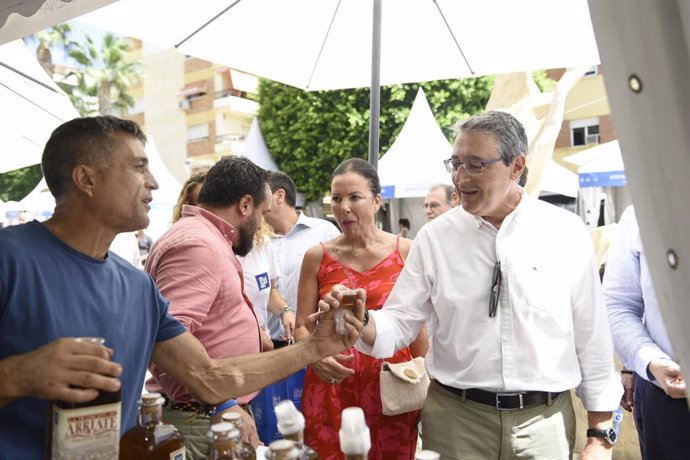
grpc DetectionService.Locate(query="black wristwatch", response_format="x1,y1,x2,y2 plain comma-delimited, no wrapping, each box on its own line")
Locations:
586,427,617,446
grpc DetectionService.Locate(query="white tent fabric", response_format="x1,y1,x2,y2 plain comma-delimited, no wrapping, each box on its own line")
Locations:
540,159,578,198
563,140,626,188
241,118,279,171
0,39,78,172
378,88,452,199
563,140,628,230
5,136,181,240
77,0,599,91
0,0,119,45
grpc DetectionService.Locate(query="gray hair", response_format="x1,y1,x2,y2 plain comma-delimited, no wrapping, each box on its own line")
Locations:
428,183,454,204
454,111,528,165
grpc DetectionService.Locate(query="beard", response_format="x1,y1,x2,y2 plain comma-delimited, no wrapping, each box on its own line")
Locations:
233,215,257,257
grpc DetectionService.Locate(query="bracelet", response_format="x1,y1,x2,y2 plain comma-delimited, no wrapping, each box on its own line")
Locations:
620,369,634,375
362,308,369,327
211,399,237,416
280,306,294,320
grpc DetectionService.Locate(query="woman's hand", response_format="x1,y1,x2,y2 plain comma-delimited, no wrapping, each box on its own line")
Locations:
310,354,355,384
281,310,296,341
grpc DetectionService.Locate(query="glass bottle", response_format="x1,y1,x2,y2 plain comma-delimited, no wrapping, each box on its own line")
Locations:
339,407,370,460
265,440,301,460
119,392,185,459
274,400,319,459
415,450,441,460
220,411,256,459
48,337,122,460
208,422,239,460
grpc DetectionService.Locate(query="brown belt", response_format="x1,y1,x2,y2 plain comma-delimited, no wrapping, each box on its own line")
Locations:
436,381,563,410
162,394,251,418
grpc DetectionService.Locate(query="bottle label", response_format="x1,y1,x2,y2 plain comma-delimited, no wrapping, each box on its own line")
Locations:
169,446,185,460
51,401,121,459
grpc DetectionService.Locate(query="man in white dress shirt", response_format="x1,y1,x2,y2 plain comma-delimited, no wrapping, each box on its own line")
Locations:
604,205,689,459
264,171,340,347
344,111,622,459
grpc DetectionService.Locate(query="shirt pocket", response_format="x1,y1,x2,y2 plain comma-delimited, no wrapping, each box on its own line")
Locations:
519,259,570,331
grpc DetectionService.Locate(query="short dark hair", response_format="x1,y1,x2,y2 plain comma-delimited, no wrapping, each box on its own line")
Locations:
267,171,297,208
398,218,410,229
429,184,454,204
198,156,269,208
42,116,147,200
455,111,528,165
332,158,381,196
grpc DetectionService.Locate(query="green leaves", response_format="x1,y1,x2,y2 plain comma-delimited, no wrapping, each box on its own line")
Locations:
257,78,493,201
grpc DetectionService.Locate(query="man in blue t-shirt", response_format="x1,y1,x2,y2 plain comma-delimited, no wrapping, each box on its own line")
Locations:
0,116,364,458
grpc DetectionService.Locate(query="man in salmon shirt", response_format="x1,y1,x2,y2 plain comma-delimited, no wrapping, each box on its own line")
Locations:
146,156,270,458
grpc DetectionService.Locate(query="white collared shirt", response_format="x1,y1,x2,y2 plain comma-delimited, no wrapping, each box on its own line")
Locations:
603,206,674,381
357,196,622,411
267,211,340,339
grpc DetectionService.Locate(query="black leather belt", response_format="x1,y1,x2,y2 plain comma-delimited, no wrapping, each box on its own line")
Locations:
437,381,563,410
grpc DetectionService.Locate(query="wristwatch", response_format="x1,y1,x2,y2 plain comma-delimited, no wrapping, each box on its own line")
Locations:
586,427,617,446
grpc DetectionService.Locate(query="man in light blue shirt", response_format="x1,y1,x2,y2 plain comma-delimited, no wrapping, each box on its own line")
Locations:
604,205,689,459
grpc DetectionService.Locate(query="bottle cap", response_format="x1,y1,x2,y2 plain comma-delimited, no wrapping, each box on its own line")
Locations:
339,407,371,455
221,411,242,425
268,439,300,456
275,400,305,435
139,392,164,407
208,422,239,441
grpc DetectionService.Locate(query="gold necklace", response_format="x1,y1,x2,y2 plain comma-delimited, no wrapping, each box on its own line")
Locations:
333,239,363,258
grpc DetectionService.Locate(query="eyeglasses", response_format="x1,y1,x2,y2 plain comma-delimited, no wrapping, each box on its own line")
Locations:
423,202,443,210
489,261,502,317
443,157,504,175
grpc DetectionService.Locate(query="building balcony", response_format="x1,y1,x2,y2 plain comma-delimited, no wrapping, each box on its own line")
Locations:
213,93,259,116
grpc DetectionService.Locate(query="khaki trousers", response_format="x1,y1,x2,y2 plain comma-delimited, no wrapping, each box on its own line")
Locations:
422,381,576,460
162,406,213,460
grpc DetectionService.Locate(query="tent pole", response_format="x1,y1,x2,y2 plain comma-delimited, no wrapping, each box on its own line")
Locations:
368,0,382,169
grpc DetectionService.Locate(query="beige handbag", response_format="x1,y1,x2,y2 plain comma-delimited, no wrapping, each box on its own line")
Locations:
379,356,430,416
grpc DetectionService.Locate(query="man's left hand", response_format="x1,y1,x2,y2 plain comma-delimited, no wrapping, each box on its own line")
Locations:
211,405,262,448
581,438,613,459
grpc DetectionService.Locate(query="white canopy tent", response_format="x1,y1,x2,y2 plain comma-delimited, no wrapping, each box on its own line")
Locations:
4,136,182,241
0,0,118,45
378,88,452,199
0,39,78,173
240,118,279,171
377,88,452,237
563,140,630,230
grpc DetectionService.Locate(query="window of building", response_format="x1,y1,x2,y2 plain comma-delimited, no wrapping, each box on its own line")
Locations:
187,123,209,143
571,118,600,146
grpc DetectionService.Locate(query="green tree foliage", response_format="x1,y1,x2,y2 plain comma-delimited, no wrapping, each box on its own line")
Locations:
0,165,42,202
64,33,141,116
258,78,493,201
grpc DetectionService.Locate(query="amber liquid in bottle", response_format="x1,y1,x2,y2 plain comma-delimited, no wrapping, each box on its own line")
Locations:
265,440,301,460
119,393,185,460
208,422,239,460
47,337,122,460
274,400,319,460
220,412,255,460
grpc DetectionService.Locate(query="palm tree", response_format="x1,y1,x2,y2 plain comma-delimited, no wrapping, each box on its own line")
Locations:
67,33,141,116
32,24,75,75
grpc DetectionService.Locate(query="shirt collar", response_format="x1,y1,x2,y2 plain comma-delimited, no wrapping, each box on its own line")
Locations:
181,204,237,243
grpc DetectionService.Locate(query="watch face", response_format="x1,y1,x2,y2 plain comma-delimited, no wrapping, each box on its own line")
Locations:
606,428,617,445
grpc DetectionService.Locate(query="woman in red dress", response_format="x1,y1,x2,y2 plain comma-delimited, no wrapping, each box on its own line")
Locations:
295,158,428,459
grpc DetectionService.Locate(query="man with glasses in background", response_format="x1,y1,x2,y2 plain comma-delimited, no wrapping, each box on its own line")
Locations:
423,183,455,221
343,110,622,459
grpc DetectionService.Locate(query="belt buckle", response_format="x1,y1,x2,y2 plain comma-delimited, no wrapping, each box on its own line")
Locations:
496,392,524,410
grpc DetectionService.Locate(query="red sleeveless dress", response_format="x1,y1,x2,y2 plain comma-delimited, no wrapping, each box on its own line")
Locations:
302,238,419,459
